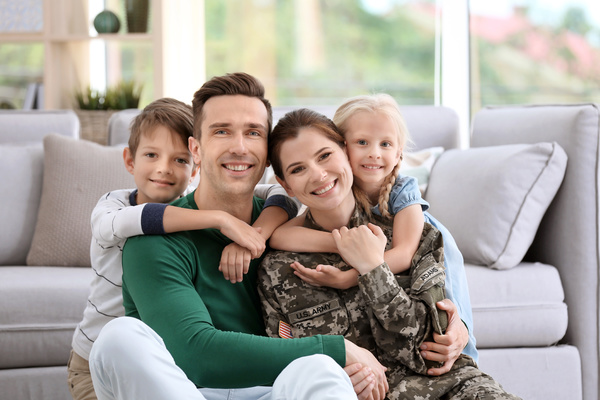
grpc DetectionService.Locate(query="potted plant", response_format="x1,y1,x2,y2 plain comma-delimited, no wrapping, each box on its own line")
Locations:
74,81,143,144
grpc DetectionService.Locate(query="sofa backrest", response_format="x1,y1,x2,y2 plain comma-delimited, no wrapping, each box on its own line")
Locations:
0,110,79,143
108,105,461,152
471,103,600,400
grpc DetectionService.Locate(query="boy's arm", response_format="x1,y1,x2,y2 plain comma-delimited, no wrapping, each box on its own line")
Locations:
163,206,265,258
91,190,151,247
255,183,302,220
219,187,300,283
384,204,425,274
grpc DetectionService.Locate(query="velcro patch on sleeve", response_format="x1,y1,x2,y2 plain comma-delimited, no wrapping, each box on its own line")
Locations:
278,320,293,339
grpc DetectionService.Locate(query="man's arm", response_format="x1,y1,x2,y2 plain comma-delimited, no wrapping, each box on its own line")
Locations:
122,233,346,389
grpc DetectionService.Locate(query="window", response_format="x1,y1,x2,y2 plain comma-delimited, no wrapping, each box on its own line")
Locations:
470,1,600,116
205,0,439,106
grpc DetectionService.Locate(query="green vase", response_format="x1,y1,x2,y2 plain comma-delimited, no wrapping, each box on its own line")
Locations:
94,10,121,34
125,0,150,33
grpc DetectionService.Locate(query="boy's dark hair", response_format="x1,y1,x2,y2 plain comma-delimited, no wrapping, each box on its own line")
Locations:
191,72,272,140
128,98,193,156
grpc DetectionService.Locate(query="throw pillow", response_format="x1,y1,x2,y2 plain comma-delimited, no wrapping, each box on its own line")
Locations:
26,134,135,267
0,143,43,265
425,142,567,270
400,146,444,194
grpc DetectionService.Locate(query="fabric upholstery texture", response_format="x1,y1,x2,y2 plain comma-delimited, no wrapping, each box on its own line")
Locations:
425,142,567,270
0,267,92,368
478,346,581,400
465,262,567,348
0,143,43,265
0,110,79,144
26,134,134,267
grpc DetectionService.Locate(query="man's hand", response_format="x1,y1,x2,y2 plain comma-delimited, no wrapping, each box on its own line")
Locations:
219,243,252,283
344,339,388,400
290,261,359,290
420,299,468,375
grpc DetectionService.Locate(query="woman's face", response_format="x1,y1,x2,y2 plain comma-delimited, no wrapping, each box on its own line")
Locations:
276,127,354,212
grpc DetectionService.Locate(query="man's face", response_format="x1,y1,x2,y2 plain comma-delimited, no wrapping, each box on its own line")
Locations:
192,95,269,198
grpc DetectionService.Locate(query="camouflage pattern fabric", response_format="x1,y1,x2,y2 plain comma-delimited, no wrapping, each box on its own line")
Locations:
258,206,521,400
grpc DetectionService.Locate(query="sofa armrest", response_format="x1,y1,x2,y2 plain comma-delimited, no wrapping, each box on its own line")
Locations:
471,103,600,400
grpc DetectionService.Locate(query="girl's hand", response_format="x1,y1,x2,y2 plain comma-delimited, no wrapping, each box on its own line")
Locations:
332,223,386,275
219,243,252,283
219,213,266,259
290,261,359,290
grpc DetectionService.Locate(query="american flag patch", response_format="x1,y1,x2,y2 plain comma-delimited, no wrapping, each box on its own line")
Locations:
278,320,293,339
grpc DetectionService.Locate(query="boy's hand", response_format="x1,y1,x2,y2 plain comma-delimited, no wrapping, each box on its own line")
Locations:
219,243,252,283
219,214,266,259
333,223,386,275
290,261,359,290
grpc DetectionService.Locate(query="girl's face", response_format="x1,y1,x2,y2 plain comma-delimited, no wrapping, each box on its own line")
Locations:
276,127,354,212
343,111,402,191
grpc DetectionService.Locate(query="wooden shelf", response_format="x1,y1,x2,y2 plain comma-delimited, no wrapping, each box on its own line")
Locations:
0,0,205,109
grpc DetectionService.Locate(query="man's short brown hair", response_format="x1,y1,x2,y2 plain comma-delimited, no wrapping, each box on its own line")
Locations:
191,72,272,140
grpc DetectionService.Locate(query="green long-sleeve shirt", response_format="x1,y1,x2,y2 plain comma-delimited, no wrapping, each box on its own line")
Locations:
122,191,345,389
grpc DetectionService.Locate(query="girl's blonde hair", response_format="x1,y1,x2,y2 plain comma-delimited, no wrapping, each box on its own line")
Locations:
333,93,411,219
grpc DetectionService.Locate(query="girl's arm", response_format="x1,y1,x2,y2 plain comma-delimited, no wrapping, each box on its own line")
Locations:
385,204,425,274
270,213,338,253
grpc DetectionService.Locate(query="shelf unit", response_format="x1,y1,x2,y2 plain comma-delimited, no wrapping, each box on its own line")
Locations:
0,0,206,109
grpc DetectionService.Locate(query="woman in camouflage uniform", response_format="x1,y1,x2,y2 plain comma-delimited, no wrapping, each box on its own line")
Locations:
257,108,520,400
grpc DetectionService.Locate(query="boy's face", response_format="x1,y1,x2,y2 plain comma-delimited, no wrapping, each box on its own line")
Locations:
191,94,268,199
124,125,196,205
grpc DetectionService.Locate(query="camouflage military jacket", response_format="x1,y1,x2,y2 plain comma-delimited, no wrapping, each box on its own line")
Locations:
257,206,447,376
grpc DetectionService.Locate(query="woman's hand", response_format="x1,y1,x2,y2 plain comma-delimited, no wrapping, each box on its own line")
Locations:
420,299,469,375
344,339,388,400
290,261,359,289
332,223,386,275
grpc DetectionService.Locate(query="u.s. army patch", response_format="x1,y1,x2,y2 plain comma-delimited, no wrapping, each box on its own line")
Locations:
287,299,341,324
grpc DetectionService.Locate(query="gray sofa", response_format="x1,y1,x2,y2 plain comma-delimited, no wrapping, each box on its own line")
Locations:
0,104,598,400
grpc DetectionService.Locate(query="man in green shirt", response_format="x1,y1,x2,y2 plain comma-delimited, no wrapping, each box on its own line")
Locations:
89,72,388,400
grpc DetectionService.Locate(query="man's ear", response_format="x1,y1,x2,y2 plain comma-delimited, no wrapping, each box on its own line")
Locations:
189,136,201,166
123,147,135,175
275,176,295,197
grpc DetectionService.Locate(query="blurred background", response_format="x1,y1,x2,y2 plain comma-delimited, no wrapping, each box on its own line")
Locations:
1,0,599,137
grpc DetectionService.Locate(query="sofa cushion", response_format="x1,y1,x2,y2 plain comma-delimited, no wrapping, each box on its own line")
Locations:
0,143,43,265
26,134,135,267
466,262,567,348
0,267,93,368
425,142,567,270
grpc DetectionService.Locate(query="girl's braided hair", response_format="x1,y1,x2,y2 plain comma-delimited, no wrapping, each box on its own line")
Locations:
333,93,412,219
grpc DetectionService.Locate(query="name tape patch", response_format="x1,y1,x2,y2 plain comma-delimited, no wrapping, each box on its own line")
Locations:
288,299,341,324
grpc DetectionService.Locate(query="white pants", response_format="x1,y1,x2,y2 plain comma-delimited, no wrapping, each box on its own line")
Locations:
89,317,357,400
